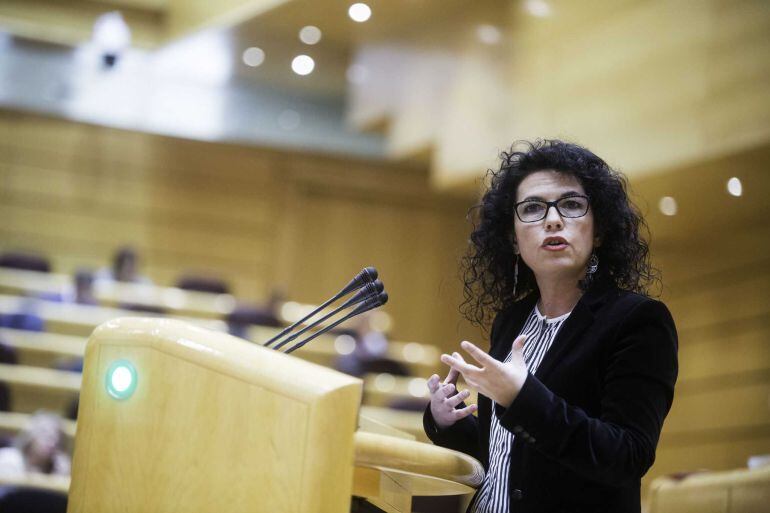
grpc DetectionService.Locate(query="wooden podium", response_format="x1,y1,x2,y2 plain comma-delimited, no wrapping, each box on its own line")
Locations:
67,318,483,513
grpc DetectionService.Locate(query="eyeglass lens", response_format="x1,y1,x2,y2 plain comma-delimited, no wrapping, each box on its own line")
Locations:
517,196,589,222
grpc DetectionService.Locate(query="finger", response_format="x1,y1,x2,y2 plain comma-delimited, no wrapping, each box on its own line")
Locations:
452,403,478,420
440,353,482,375
437,382,456,399
460,340,495,367
512,334,527,352
453,351,467,364
445,389,471,408
427,374,440,394
443,365,460,386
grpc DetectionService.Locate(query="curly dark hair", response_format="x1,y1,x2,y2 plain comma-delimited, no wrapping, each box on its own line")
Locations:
461,139,661,328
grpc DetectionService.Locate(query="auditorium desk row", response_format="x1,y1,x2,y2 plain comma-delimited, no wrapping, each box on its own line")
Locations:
0,267,236,319
0,283,441,376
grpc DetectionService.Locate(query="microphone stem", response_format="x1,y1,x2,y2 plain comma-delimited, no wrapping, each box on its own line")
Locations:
272,296,360,350
263,292,343,348
284,304,374,354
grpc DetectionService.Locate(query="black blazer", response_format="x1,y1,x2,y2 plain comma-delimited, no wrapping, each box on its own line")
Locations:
424,282,678,513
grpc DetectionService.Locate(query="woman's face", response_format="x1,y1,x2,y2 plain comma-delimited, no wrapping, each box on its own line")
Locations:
513,170,597,285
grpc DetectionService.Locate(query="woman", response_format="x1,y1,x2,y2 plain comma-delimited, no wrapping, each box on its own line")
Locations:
424,140,678,513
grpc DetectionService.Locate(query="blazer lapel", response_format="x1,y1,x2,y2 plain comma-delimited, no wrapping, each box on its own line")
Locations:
533,282,615,382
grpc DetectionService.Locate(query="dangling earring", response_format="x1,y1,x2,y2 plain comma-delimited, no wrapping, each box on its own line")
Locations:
587,252,599,275
513,253,519,297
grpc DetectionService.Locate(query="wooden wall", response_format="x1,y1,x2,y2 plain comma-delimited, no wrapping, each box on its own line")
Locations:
632,144,770,492
347,0,770,190
0,108,480,350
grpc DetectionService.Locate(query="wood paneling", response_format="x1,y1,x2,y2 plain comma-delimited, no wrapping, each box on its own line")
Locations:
633,152,770,492
0,109,481,352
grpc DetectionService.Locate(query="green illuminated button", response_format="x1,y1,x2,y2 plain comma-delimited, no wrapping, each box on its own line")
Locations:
105,360,137,400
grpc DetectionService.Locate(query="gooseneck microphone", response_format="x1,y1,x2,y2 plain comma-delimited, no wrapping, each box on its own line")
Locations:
284,292,388,354
263,267,378,348
271,280,384,351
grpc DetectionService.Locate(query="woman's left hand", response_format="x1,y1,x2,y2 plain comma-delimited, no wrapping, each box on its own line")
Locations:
440,337,528,408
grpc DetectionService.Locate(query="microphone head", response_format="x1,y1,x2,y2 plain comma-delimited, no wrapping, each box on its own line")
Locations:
339,267,380,297
363,267,378,282
341,279,386,308
377,291,388,306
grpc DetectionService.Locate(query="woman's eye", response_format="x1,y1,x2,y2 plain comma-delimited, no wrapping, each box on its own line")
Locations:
523,204,543,213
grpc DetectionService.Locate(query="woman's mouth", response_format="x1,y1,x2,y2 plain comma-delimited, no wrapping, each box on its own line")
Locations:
542,243,568,251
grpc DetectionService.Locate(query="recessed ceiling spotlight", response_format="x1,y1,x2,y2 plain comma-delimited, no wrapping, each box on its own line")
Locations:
727,177,743,197
299,25,322,45
476,24,502,45
658,196,678,216
291,55,315,75
242,47,265,67
348,3,372,23
524,0,552,18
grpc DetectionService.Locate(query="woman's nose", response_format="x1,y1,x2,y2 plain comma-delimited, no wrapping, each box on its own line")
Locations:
544,205,564,230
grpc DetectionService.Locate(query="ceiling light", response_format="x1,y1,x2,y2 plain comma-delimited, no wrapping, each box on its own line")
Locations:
291,55,315,75
727,177,743,197
476,24,502,45
658,196,678,216
299,26,322,45
524,0,552,18
242,47,265,67
348,3,372,23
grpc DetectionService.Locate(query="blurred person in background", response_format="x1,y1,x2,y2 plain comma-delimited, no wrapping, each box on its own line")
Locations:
0,297,44,332
424,140,678,513
97,246,152,284
40,268,98,306
0,411,70,477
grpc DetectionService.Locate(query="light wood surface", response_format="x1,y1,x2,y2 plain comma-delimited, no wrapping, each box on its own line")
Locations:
348,0,770,189
0,294,226,337
0,327,85,368
0,109,480,355
66,318,481,513
0,472,70,493
648,466,770,513
0,267,237,319
69,317,363,513
354,431,483,494
360,406,428,443
0,363,80,414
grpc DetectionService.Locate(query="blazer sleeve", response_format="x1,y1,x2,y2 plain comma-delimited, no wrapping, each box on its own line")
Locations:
494,298,678,486
423,406,481,460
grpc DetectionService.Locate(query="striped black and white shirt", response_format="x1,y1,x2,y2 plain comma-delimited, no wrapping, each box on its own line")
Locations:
470,304,572,513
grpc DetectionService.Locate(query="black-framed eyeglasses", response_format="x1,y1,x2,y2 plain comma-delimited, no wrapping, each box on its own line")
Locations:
514,195,590,223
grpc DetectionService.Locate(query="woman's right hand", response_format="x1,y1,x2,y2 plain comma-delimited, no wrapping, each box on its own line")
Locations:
427,353,478,430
